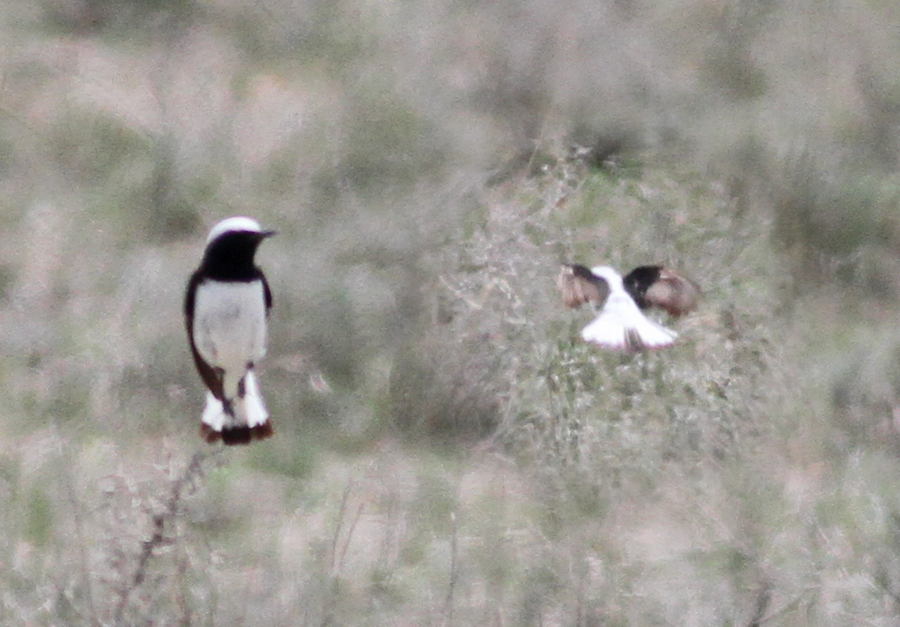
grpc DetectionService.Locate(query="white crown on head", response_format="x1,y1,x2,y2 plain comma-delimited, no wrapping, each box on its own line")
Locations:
206,216,263,244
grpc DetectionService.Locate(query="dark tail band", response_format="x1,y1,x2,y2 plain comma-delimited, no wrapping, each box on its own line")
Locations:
200,421,274,446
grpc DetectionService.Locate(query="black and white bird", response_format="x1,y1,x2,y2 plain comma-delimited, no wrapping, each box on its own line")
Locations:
556,264,700,351
184,216,276,445
620,265,700,319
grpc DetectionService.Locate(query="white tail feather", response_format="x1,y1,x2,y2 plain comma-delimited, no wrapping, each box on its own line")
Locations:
200,371,269,432
240,370,269,428
581,292,677,351
201,393,228,432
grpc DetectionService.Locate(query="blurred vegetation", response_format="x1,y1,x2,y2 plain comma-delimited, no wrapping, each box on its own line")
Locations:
3,0,900,625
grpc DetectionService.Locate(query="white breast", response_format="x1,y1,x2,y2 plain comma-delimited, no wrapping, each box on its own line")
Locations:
193,280,268,373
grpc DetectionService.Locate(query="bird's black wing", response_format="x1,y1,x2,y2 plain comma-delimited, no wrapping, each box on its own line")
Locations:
624,265,700,317
261,272,273,316
184,272,225,401
622,265,662,309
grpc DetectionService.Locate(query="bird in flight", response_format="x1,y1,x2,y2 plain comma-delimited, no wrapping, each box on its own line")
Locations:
185,216,276,445
556,264,699,351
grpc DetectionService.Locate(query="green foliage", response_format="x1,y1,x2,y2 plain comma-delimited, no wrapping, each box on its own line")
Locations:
24,486,53,546
338,91,449,193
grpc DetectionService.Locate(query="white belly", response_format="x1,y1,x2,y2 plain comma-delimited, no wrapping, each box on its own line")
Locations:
193,280,268,380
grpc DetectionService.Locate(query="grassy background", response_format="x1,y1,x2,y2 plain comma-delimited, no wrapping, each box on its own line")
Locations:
3,0,900,624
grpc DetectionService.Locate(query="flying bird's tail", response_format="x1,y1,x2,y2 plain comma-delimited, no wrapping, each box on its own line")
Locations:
580,303,678,351
200,370,273,445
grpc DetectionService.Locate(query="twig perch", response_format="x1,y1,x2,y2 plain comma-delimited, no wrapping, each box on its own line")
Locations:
113,450,212,625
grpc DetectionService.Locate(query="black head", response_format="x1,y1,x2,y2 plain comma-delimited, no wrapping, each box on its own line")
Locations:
200,216,275,281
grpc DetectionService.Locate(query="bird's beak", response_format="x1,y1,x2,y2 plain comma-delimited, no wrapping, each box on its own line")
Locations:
260,230,277,239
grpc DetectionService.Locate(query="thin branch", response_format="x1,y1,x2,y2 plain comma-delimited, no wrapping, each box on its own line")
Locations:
336,501,366,575
323,474,366,627
441,511,459,627
747,581,771,627
328,478,354,576
113,450,211,626
53,430,101,627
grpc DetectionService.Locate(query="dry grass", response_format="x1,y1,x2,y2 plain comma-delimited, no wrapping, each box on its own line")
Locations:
3,0,900,625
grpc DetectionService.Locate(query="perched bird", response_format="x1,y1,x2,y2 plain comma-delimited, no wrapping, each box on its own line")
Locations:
556,263,698,351
185,216,276,445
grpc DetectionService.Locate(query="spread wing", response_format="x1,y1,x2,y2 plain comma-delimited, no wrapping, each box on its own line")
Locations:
556,264,609,309
624,265,700,317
